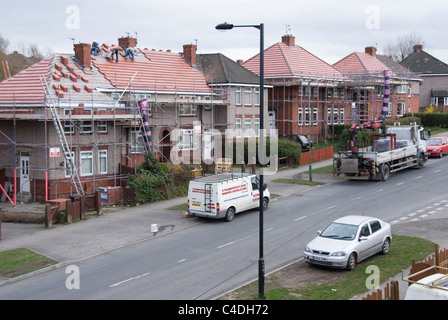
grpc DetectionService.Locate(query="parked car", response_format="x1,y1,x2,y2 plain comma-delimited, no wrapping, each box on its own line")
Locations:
304,215,392,270
427,136,448,158
282,134,312,152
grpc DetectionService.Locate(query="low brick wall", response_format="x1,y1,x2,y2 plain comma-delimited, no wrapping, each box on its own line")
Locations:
299,145,334,166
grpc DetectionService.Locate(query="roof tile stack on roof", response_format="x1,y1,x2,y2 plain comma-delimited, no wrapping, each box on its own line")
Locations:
92,48,212,94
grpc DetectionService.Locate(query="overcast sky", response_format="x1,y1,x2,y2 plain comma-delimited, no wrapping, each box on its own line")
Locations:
1,0,448,65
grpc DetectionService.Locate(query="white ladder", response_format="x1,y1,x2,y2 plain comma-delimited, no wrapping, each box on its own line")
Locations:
39,75,85,195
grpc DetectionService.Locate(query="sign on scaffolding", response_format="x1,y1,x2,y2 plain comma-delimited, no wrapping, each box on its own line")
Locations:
49,148,60,157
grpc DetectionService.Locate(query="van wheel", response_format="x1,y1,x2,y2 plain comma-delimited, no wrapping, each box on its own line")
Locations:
225,207,235,222
263,197,269,210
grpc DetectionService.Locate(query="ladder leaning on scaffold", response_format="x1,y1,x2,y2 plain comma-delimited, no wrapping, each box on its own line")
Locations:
39,75,85,195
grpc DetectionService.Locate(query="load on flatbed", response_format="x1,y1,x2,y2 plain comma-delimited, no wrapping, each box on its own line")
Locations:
333,123,428,181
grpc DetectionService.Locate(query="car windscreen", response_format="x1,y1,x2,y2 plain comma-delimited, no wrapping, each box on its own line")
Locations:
320,222,358,241
298,136,308,143
427,139,442,146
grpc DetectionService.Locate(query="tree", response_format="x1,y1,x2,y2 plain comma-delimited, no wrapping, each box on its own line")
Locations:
383,32,424,62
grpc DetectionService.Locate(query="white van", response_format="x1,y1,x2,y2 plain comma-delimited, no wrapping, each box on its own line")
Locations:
187,173,270,222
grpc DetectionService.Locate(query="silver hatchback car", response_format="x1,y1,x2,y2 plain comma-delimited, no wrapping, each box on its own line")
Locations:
304,215,392,270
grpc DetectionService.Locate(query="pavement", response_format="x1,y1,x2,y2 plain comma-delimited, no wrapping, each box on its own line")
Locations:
0,157,447,300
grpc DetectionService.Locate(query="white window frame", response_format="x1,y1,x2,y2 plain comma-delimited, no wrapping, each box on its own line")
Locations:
244,87,252,106
80,121,93,134
244,118,252,137
340,108,345,124
298,86,303,97
254,118,260,137
431,97,439,106
397,103,405,117
397,84,406,94
313,108,318,126
98,121,108,133
236,86,241,105
254,87,260,105
235,118,242,137
327,108,332,125
131,131,145,153
298,108,304,126
305,108,310,125
80,151,93,176
179,129,195,150
65,151,76,178
179,104,197,116
98,149,108,174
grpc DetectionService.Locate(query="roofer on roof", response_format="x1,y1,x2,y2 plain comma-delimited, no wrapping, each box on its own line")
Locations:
124,46,135,61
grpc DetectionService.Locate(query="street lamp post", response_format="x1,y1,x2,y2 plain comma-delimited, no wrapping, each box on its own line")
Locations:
215,22,265,299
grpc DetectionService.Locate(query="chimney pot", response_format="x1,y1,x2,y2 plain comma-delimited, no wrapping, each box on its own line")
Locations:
183,44,197,65
74,43,91,69
414,44,423,53
118,37,137,49
282,35,295,47
365,46,377,56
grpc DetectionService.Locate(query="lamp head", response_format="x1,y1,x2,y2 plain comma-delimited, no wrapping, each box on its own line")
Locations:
215,22,234,30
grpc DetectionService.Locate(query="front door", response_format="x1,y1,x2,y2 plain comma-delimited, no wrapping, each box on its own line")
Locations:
20,153,30,193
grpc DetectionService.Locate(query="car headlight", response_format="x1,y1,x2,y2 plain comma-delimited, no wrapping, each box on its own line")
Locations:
331,251,346,257
305,246,311,253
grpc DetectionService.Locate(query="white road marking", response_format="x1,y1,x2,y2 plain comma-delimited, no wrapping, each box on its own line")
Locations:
294,216,307,221
397,182,404,186
110,272,151,288
177,259,186,263
218,241,235,249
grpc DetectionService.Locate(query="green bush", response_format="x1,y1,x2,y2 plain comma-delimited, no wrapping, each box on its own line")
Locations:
408,113,448,128
128,153,189,204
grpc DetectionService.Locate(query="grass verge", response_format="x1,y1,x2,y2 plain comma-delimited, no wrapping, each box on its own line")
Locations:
0,248,58,279
221,235,435,300
272,178,325,186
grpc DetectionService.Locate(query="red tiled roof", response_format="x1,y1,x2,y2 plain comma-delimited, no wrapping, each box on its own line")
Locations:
243,42,343,80
93,48,212,94
0,57,53,105
333,52,389,75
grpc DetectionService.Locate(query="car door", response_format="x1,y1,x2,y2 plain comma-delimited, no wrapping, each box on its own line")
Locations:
443,138,448,153
368,220,384,255
356,223,372,261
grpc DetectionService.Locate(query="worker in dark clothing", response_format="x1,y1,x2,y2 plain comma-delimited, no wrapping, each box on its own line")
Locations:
110,44,119,63
91,41,100,56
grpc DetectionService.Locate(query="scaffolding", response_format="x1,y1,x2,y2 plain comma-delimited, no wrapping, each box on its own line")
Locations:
266,70,419,143
0,77,228,202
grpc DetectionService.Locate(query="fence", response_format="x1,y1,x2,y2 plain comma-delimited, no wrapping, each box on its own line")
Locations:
299,146,334,166
361,243,448,300
362,280,400,300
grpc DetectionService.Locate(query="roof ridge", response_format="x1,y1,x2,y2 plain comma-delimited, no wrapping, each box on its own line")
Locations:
278,43,294,76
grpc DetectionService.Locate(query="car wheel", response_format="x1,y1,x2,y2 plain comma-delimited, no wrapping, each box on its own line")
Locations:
381,238,391,255
440,151,443,158
346,253,357,271
263,197,269,210
225,207,235,222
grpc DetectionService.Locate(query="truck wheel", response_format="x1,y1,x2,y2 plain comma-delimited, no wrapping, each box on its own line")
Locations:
225,207,235,222
263,197,269,210
381,164,390,181
416,153,425,168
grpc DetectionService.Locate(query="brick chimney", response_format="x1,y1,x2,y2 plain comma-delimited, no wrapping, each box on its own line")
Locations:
282,35,295,47
118,37,137,49
74,43,91,69
414,44,423,53
183,44,197,65
365,46,377,57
